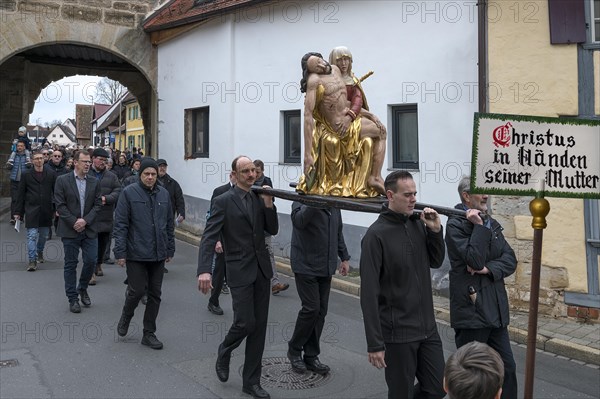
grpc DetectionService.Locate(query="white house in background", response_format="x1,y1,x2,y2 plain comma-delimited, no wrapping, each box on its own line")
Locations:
46,122,76,147
63,118,76,136
144,0,479,261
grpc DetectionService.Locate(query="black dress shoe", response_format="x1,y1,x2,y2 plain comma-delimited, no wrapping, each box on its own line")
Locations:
117,313,132,337
141,333,163,350
304,357,330,375
69,300,81,313
287,350,307,373
79,289,91,307
242,384,270,399
208,302,224,315
215,345,230,382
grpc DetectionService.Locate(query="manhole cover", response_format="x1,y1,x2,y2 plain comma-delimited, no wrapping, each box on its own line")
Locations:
251,357,332,390
0,359,19,368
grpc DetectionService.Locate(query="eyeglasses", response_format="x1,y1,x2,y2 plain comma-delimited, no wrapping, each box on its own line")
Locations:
53,155,62,158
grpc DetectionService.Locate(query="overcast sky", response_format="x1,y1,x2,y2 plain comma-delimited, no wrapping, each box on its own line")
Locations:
28,75,104,125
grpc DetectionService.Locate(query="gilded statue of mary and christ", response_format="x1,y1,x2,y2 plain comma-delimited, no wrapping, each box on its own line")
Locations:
296,46,387,198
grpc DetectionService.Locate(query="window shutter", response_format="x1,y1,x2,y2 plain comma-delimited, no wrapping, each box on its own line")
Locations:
548,0,586,44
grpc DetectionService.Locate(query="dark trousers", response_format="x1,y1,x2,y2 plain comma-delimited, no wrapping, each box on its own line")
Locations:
209,252,226,307
220,270,270,387
288,273,332,360
122,260,165,334
62,235,97,302
10,180,19,217
103,232,112,261
384,331,446,399
454,327,518,399
96,232,111,267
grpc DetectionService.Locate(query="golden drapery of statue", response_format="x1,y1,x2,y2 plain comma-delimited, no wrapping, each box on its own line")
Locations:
296,49,386,198
297,84,379,198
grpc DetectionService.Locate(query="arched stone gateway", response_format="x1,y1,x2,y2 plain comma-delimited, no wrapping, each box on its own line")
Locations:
0,0,161,194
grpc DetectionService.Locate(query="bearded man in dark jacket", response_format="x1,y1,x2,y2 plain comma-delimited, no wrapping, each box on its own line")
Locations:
360,170,446,399
445,175,517,399
111,153,130,182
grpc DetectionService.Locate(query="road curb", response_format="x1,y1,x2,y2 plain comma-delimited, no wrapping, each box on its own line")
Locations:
273,255,599,366
0,201,10,218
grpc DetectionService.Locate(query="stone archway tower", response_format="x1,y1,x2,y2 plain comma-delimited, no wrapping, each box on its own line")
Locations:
0,0,161,193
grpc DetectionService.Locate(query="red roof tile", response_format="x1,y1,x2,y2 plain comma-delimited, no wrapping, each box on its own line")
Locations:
143,0,267,32
93,104,111,121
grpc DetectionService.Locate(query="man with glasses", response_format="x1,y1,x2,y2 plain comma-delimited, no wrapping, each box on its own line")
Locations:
54,151,102,313
45,150,68,176
13,151,57,271
87,148,121,284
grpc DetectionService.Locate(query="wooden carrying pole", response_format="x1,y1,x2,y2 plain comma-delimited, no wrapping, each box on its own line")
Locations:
524,182,550,399
252,187,467,219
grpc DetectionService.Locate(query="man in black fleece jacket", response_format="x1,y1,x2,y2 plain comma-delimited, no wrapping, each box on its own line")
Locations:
360,170,446,399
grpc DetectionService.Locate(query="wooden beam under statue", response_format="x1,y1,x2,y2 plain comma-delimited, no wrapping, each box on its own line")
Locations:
252,186,467,219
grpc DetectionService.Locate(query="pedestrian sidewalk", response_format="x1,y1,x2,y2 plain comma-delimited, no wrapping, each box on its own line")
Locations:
319,266,599,367
322,268,599,366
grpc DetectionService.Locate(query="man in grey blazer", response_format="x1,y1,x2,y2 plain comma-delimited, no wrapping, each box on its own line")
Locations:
54,150,101,313
197,155,278,399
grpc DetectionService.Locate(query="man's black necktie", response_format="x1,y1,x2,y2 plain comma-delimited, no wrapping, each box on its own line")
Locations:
243,192,254,224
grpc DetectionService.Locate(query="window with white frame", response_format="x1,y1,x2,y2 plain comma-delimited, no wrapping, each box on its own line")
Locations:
390,104,419,170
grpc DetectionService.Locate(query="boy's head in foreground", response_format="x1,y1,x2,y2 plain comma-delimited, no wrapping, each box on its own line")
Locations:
444,341,504,399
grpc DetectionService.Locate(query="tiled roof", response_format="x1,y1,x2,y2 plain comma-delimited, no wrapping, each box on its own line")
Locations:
143,0,266,32
25,125,50,137
95,92,134,132
92,104,111,122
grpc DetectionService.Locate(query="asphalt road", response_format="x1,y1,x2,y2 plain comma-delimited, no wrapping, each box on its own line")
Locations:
1,219,598,399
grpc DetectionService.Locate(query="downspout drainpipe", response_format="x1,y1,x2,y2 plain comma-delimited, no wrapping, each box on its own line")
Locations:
478,0,488,113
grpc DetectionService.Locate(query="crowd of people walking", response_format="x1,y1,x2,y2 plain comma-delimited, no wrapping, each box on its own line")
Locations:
6,124,516,398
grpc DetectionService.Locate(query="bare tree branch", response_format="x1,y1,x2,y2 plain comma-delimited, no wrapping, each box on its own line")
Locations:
95,78,126,104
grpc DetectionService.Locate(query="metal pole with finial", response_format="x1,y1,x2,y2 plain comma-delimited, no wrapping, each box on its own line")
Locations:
524,177,550,399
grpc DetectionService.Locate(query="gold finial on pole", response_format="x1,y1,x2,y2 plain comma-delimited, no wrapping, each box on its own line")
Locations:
530,178,550,230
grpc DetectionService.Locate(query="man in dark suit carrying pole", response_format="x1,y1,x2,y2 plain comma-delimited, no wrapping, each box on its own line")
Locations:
197,155,278,399
54,150,101,313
